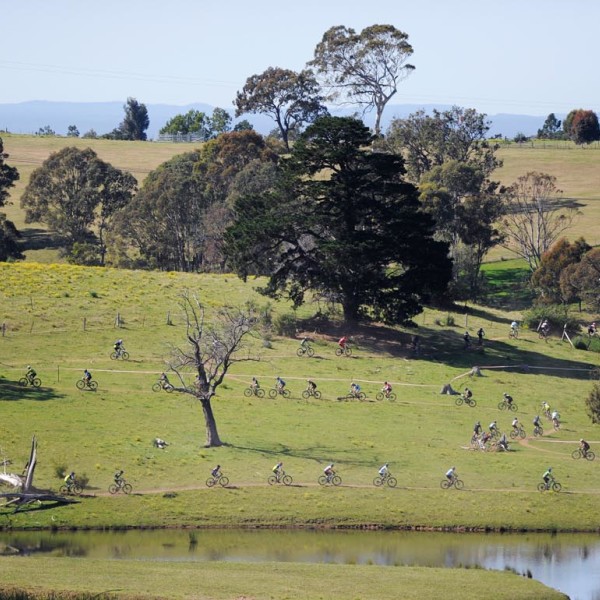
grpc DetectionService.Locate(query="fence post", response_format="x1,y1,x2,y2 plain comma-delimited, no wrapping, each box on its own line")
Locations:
115,313,121,328
166,311,172,326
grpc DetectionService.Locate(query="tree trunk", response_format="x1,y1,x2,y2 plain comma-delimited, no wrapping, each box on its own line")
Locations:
201,398,222,447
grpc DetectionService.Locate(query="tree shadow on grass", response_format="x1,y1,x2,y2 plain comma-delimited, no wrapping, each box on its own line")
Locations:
0,377,65,401
18,228,65,252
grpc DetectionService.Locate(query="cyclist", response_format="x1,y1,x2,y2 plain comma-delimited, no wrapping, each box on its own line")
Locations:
445,466,457,482
350,382,361,397
580,439,591,456
114,469,124,485
306,379,317,393
503,392,514,407
463,387,473,400
473,421,482,436
541,401,551,417
83,369,92,384
382,381,393,397
250,376,260,390
551,410,560,429
540,319,550,336
511,417,520,433
300,336,309,348
498,432,509,451
25,365,37,383
479,431,491,449
542,467,554,488
378,463,389,478
533,415,542,429
588,322,597,336
477,327,485,345
489,420,498,435
114,338,124,353
211,465,221,479
159,372,171,388
338,336,348,351
510,321,519,336
463,331,471,348
276,376,286,392
323,463,335,482
272,461,283,481
64,471,76,487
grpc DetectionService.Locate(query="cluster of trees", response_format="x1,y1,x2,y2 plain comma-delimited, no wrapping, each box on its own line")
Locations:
537,109,600,144
0,138,22,261
159,107,253,140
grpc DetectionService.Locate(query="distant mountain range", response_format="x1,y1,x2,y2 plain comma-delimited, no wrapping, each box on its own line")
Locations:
0,100,552,140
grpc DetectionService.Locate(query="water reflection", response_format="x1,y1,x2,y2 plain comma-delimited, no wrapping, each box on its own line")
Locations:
1,530,599,599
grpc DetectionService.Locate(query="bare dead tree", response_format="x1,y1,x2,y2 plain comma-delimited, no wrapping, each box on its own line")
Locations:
167,291,259,447
501,171,578,271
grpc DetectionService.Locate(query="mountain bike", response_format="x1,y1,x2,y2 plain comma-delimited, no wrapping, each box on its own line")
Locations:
206,473,229,487
455,394,476,407
571,448,595,461
268,471,293,485
509,328,519,339
318,473,342,486
110,348,130,360
296,344,315,357
244,386,265,398
59,481,83,496
338,390,366,401
376,390,397,402
440,476,464,490
76,378,98,391
301,387,322,399
537,479,561,492
538,328,550,342
335,345,352,357
373,472,397,488
497,398,518,412
509,425,526,439
268,387,291,399
152,380,174,393
109,478,133,494
533,424,544,437
18,375,42,388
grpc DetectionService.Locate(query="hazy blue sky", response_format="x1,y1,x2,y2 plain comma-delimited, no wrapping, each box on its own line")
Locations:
1,0,597,116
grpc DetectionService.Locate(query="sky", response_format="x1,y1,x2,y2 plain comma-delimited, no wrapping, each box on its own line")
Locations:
1,0,598,116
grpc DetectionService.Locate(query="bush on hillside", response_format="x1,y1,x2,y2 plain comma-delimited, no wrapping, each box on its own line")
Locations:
522,305,581,334
573,336,600,353
274,312,297,337
585,383,600,424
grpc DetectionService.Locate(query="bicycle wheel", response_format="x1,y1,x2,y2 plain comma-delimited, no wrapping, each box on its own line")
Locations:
302,390,310,399
387,477,397,488
440,479,451,489
388,392,397,402
373,476,384,487
73,484,83,495
510,430,518,440
509,403,518,412
165,384,173,393
335,348,343,356
110,352,118,360
282,389,291,398
537,482,547,492
152,383,162,392
455,397,464,406
358,392,366,401
296,348,305,357
551,482,562,492
76,379,86,390
282,474,293,486
313,390,322,400
88,380,98,391
122,483,133,494
331,475,342,486
344,348,352,357
59,485,69,495
586,451,596,461
534,426,543,437
497,401,507,410
268,389,277,399
109,484,118,494
376,392,384,401
467,399,477,407
306,347,315,357
318,475,328,486
518,429,526,439
121,352,129,360
256,388,265,398
571,449,582,459
18,377,28,387
31,378,42,388
219,476,229,487
454,479,465,490
244,388,253,397
206,477,216,488
268,475,278,485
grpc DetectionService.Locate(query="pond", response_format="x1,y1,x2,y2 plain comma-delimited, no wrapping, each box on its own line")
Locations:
1,529,599,599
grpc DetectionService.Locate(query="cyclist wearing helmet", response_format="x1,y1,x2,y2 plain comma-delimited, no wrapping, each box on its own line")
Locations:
542,467,553,485
276,376,286,391
211,465,221,478
533,415,541,428
378,463,389,477
503,392,513,407
26,365,37,383
473,421,482,436
324,463,335,479
445,466,457,481
580,439,591,454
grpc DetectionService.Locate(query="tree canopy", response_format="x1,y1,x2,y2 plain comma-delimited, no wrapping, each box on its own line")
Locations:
563,109,600,145
106,97,149,140
225,116,451,324
159,107,232,139
234,67,328,151
20,147,136,264
309,24,414,136
537,113,562,139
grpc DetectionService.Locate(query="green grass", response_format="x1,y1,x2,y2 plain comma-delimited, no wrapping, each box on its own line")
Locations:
0,557,567,600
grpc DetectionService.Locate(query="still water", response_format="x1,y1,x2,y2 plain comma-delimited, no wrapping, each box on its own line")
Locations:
1,529,599,599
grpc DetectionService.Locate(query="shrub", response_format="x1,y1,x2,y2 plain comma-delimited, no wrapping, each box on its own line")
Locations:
573,335,589,350
522,305,581,333
274,312,297,336
585,383,600,424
